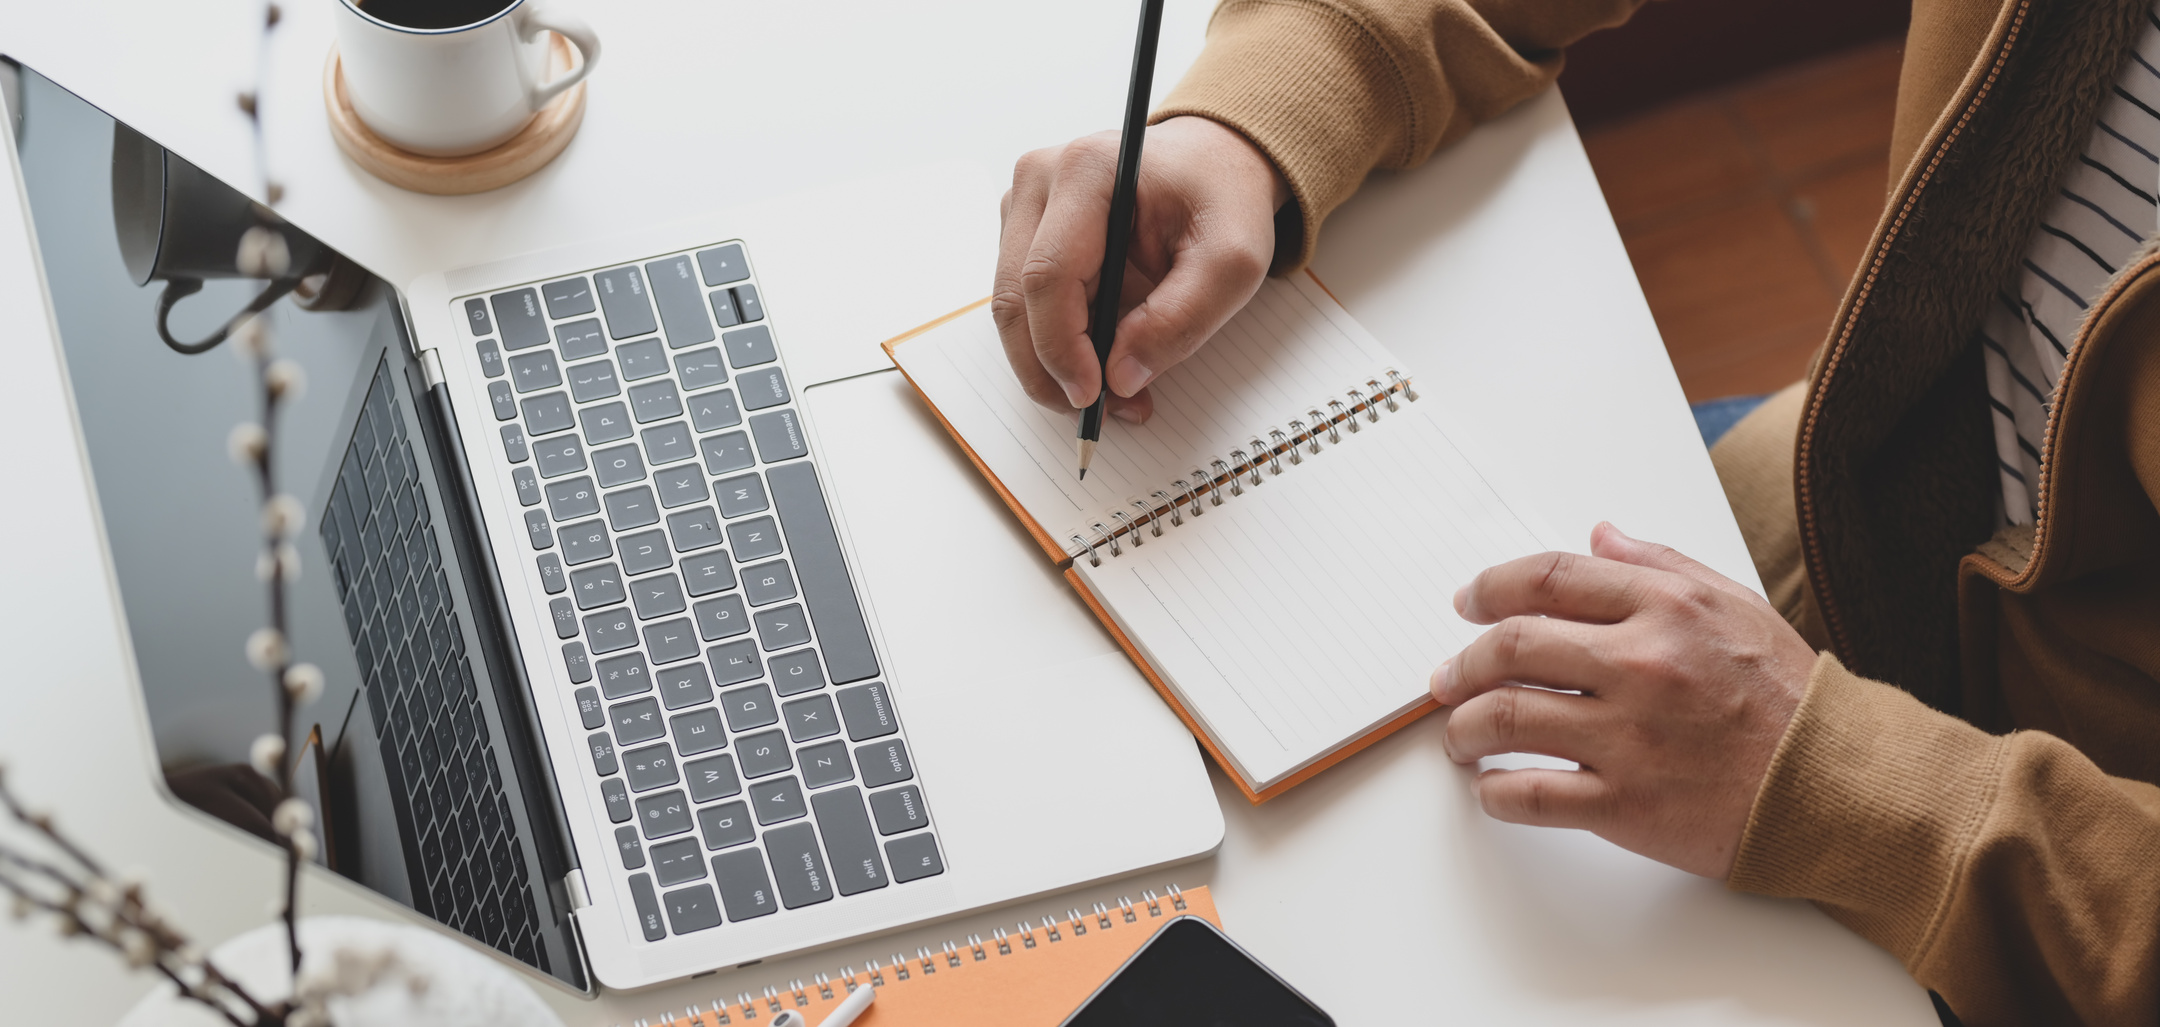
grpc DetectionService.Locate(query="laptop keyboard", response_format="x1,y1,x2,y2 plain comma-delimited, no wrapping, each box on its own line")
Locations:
319,362,550,970
458,242,942,943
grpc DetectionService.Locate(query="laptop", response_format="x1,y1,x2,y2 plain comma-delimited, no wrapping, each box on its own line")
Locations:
2,60,1222,991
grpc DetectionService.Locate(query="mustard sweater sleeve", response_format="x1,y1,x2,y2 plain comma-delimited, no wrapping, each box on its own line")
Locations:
1730,654,2160,1025
1152,0,1646,271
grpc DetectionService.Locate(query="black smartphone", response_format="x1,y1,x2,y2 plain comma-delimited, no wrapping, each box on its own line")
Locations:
1060,916,1335,1026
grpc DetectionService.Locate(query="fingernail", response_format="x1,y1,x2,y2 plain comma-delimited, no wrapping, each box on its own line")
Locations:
1112,405,1146,424
1108,355,1152,397
1430,659,1454,703
1452,586,1469,615
1060,380,1089,408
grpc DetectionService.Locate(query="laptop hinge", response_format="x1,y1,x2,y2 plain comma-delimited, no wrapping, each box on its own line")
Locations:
418,346,445,388
564,869,592,912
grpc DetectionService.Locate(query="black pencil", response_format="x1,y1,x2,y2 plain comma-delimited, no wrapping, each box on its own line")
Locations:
1077,0,1167,480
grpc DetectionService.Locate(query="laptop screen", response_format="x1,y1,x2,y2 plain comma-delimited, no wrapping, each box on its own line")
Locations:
10,63,584,989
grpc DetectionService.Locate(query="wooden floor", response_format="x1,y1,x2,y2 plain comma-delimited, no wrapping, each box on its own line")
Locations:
1581,39,1905,402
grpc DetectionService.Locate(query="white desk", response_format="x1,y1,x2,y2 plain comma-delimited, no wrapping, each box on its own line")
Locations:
0,1,1933,1023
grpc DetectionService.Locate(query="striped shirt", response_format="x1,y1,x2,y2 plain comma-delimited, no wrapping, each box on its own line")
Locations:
1981,7,2160,524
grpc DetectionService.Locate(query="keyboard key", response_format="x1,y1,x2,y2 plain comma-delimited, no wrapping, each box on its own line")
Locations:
565,358,620,402
681,552,736,597
754,604,811,650
543,275,596,318
700,800,755,850
569,562,625,610
769,649,826,696
557,518,613,565
508,350,561,393
623,743,680,792
565,642,593,684
643,617,702,664
797,739,852,789
534,434,586,478
512,467,542,507
549,597,578,639
685,754,741,803
630,380,683,424
857,739,913,788
763,823,833,908
769,464,880,683
695,594,750,641
712,847,778,921
741,560,797,606
708,639,762,686
464,297,494,336
556,318,608,360
717,475,768,518
580,401,634,445
587,732,619,775
721,684,779,731
708,288,741,328
617,337,668,380
631,572,689,619
736,728,791,779
585,607,639,654
612,695,666,745
574,686,605,729
614,825,645,869
688,389,741,433
488,381,517,421
697,243,750,287
546,476,602,522
598,651,651,699
520,392,574,435
501,424,529,463
606,486,661,530
642,421,697,465
836,682,897,741
595,266,658,340
592,443,646,488
783,694,839,743
668,507,723,552
886,833,943,883
723,516,776,558
675,348,727,391
652,837,708,887
749,409,809,463
738,366,790,410
476,339,503,378
703,433,755,477
868,785,927,835
490,289,548,350
628,873,666,940
652,468,705,512
724,324,775,366
637,789,693,839
750,776,806,825
672,707,727,756
810,787,886,895
646,255,716,348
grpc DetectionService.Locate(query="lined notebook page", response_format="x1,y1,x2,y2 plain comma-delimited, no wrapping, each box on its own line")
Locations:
1075,401,1550,791
895,274,1397,556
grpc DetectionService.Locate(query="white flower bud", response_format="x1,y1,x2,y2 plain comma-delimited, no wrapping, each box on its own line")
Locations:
263,494,305,538
227,423,267,465
258,543,303,584
232,315,270,361
289,829,317,861
265,359,306,401
245,627,287,671
249,734,286,777
235,226,291,278
120,928,156,968
283,663,324,705
272,797,313,836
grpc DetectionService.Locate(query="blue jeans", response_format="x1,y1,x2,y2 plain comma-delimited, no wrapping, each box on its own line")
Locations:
1691,394,1770,448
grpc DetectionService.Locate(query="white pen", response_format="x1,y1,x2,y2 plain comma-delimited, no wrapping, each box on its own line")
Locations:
822,981,878,1027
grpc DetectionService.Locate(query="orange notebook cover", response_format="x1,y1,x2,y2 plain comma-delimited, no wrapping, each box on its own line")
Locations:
629,884,1220,1026
878,277,1441,804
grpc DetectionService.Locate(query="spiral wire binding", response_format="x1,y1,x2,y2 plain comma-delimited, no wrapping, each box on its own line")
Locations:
616,882,1208,1026
1064,370,1417,565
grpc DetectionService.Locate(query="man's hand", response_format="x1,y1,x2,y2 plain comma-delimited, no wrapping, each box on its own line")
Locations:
994,116,1289,423
1433,522,1816,879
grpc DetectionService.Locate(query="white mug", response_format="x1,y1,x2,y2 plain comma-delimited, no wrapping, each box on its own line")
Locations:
334,0,601,157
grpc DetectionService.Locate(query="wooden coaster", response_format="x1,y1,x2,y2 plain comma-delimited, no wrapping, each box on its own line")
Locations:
323,33,585,195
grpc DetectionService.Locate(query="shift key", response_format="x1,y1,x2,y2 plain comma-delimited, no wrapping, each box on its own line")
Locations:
809,787,887,895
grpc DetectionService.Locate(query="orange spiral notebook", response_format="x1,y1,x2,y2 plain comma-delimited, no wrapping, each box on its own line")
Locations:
620,884,1220,1026
881,274,1553,802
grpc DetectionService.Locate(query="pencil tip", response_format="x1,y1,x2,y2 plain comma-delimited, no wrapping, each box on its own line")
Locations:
1078,468,1087,480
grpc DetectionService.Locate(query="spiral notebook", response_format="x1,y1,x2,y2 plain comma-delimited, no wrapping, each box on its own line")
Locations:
618,884,1220,1026
884,274,1551,801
